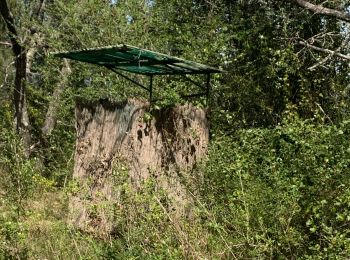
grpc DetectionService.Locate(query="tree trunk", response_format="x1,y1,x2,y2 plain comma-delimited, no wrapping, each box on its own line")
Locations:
0,0,31,155
69,99,209,237
42,59,71,136
13,49,31,155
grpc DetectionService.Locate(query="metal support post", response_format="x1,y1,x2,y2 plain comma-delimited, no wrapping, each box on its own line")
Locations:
149,75,153,102
206,74,211,101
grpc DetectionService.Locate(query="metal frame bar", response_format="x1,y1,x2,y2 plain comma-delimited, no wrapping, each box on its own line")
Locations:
180,74,206,91
106,66,211,103
106,66,149,92
206,73,211,100
182,92,208,99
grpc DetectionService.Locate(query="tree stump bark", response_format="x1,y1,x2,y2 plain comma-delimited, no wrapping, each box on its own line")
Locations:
69,99,209,236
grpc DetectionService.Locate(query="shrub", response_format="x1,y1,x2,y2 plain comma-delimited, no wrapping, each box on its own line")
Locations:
201,118,350,258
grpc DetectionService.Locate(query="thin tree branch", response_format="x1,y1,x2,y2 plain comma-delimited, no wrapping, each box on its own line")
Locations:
308,50,335,70
0,60,14,89
299,40,350,60
35,0,46,18
315,102,333,124
29,0,47,20
0,41,12,46
293,0,350,23
308,37,349,70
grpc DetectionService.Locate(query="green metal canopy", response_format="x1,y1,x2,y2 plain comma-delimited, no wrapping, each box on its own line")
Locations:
53,44,222,101
53,44,221,75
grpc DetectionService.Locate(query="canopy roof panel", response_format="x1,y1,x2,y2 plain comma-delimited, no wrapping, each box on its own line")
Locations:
53,44,222,75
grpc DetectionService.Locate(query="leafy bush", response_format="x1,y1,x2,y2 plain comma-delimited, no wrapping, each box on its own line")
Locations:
201,118,350,258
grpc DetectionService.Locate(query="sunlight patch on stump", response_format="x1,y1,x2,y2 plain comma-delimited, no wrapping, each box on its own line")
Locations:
69,99,209,236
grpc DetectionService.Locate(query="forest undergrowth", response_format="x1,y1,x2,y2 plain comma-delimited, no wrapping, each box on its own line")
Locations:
1,115,350,259
1,0,350,259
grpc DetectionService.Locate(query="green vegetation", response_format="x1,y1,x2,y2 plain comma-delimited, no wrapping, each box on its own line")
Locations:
1,0,350,259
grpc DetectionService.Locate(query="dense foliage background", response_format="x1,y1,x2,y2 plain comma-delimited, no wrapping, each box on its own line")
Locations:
1,0,350,258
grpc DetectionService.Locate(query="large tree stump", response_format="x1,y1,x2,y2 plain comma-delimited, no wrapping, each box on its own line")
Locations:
69,99,208,236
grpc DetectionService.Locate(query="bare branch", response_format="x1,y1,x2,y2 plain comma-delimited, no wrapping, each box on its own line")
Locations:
299,40,350,60
293,0,350,22
308,52,335,70
307,36,350,70
315,102,333,124
35,0,47,18
30,0,47,20
0,60,14,89
0,41,12,46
